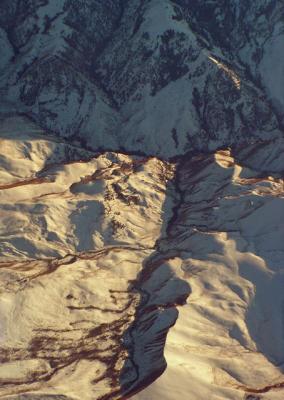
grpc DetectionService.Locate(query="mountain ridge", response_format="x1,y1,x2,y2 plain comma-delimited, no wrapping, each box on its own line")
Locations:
0,1,284,399
0,0,283,156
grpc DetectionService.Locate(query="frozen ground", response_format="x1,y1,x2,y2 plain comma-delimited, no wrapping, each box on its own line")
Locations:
0,117,283,399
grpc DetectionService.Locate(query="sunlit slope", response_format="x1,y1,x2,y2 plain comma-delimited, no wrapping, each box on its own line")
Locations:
0,117,283,399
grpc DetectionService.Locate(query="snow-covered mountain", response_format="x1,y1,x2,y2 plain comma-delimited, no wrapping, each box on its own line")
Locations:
0,1,283,399
1,0,283,155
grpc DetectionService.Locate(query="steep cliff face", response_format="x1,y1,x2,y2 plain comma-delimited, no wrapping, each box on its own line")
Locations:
0,1,283,399
0,0,283,155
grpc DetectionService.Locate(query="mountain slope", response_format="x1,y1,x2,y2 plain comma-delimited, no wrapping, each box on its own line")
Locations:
0,0,283,156
0,1,284,399
0,117,283,399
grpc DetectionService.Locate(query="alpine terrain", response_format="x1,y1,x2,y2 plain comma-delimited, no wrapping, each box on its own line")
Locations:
0,1,283,399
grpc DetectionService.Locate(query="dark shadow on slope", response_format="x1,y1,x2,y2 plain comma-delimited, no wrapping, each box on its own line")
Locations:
239,257,284,371
115,147,284,400
173,147,284,376
118,160,191,399
229,150,284,372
